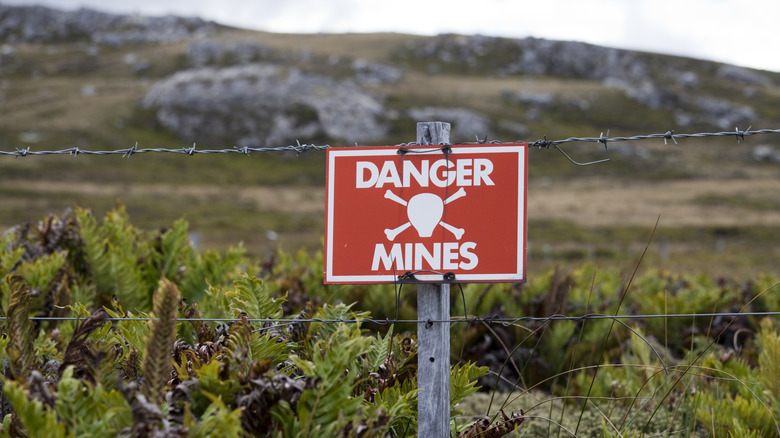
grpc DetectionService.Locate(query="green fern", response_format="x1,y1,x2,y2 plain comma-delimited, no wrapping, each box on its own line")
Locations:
250,329,292,367
104,306,150,359
55,366,133,435
0,233,24,278
274,322,372,438
16,251,67,294
367,380,418,436
158,219,190,281
758,318,780,400
200,283,233,320
1,379,66,438
226,274,284,320
186,392,245,438
192,360,243,415
76,207,150,311
179,244,247,303
450,361,488,415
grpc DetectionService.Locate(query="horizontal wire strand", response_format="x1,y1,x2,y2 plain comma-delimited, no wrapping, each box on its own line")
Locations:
7,311,778,325
0,127,776,157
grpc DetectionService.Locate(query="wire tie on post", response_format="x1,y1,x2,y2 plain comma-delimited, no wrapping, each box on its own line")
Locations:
663,130,677,145
425,319,433,329
398,271,416,281
123,142,137,158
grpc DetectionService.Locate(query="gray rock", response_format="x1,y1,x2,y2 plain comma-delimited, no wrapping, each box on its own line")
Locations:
717,65,772,86
186,40,277,68
691,96,756,130
0,4,216,45
352,59,404,85
142,64,388,145
403,34,650,83
675,71,700,88
502,90,554,109
752,145,780,163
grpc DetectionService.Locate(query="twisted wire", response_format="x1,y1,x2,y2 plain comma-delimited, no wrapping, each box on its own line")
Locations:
2,127,777,158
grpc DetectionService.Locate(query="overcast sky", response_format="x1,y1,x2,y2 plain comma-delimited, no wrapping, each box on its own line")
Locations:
5,0,779,72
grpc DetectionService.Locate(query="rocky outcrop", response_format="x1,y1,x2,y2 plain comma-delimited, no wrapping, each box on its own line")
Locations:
186,40,279,68
142,64,388,145
185,40,404,85
399,34,650,82
0,4,216,45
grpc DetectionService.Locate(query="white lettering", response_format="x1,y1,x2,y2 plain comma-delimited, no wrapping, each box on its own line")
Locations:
456,159,473,186
442,242,459,270
376,161,402,188
356,158,494,188
414,242,440,270
371,243,404,271
458,242,478,270
429,159,456,187
371,242,480,271
473,159,495,186
356,162,378,188
403,160,429,187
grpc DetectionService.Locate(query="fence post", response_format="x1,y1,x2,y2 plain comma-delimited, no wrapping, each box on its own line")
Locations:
416,121,451,437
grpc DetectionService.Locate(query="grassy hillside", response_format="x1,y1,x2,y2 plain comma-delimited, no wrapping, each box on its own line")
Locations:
1,5,779,277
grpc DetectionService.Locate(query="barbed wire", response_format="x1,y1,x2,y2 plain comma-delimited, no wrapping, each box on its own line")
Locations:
1,127,777,158
0,141,329,158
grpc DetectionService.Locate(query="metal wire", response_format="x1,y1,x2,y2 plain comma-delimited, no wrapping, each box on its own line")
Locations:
1,127,777,158
0,141,329,157
9,311,778,326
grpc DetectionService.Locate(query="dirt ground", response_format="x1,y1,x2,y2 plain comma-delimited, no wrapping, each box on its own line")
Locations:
6,175,779,229
526,176,780,228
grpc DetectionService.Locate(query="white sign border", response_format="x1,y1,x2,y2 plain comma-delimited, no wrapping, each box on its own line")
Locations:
325,144,527,284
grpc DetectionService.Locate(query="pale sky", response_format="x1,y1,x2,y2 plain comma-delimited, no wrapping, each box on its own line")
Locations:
5,0,780,72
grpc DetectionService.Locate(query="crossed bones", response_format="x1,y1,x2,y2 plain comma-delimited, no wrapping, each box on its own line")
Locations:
383,188,467,241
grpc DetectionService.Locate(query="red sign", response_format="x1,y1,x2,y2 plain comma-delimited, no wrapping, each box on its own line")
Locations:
324,144,527,284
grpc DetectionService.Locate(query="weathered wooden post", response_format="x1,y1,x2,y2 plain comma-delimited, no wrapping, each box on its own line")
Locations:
416,121,451,437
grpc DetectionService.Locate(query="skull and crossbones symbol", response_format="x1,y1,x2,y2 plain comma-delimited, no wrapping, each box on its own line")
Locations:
382,188,466,241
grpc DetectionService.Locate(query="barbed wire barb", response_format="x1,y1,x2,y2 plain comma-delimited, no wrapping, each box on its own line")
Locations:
735,125,751,143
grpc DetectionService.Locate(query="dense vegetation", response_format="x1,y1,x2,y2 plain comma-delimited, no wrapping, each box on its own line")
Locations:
0,207,777,436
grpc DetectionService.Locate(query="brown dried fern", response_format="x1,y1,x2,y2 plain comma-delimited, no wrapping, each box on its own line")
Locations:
58,308,109,385
5,274,37,375
141,277,180,405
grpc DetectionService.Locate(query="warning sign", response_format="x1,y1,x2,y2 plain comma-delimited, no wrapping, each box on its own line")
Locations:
324,144,527,284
